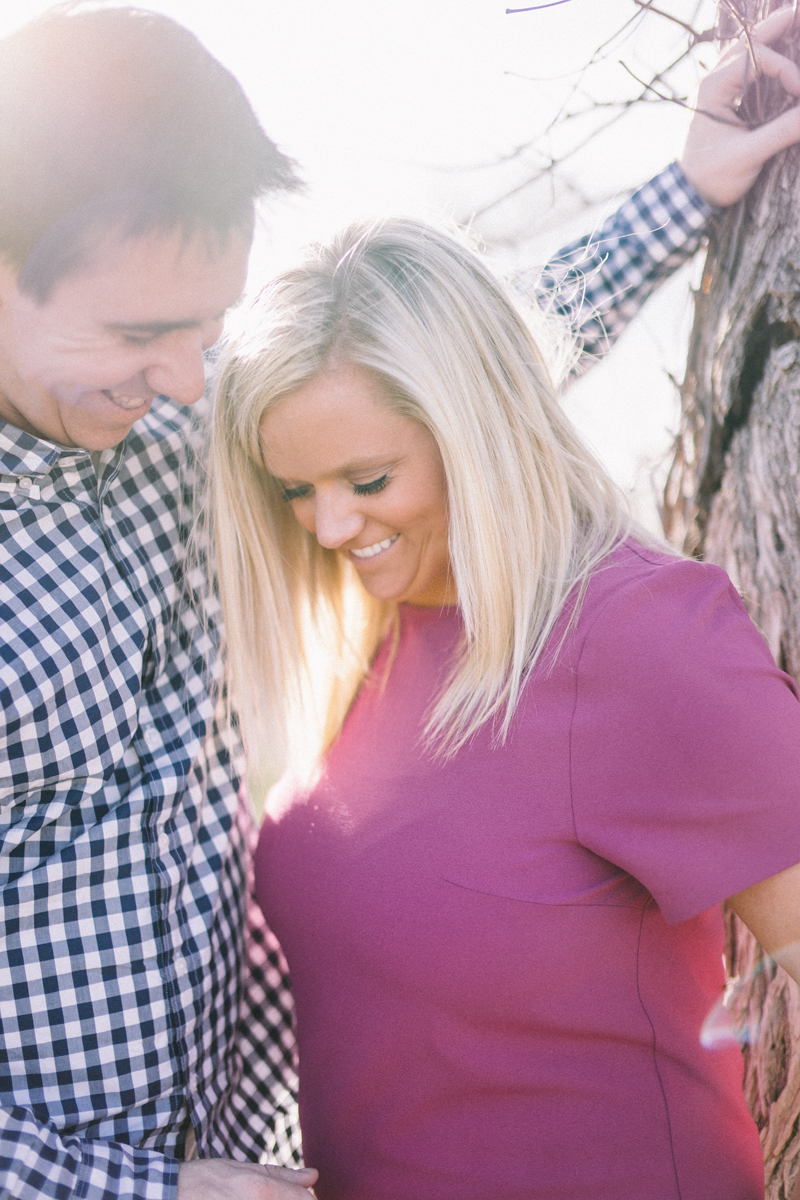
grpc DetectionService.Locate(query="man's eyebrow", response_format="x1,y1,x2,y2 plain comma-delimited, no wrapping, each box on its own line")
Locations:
105,304,236,337
105,318,204,336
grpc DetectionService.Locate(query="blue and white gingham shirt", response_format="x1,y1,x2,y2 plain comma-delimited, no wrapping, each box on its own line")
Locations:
0,160,712,1200
0,400,298,1199
538,160,716,373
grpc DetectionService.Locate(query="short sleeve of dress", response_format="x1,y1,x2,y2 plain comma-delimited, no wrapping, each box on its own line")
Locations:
570,552,800,925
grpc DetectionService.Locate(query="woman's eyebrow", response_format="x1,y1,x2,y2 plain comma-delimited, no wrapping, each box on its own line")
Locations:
268,456,402,485
335,455,401,475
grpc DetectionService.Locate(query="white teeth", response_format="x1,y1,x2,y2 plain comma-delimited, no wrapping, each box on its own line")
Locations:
350,534,398,559
105,391,148,411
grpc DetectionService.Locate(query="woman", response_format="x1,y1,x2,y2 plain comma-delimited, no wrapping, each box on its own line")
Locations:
208,216,800,1200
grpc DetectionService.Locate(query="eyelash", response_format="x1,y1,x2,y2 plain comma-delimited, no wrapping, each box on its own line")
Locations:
353,474,389,496
279,475,390,503
280,484,312,502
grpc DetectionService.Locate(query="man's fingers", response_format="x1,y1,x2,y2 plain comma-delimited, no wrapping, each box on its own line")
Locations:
703,41,800,112
680,5,800,206
718,3,797,62
738,101,800,166
177,1158,319,1199
741,4,797,45
264,1165,319,1187
742,41,800,99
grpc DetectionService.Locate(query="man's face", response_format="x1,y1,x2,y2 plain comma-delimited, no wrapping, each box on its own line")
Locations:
0,225,251,449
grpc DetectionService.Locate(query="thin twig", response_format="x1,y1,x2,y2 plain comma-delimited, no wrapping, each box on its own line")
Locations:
537,7,689,143
619,60,752,128
469,97,656,220
506,0,574,11
632,0,709,41
719,0,761,123
473,0,722,229
465,38,700,200
587,3,651,63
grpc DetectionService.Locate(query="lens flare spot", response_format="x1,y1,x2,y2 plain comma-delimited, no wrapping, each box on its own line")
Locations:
701,960,772,1049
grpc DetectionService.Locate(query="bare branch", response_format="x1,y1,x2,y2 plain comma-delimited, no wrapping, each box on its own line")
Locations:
470,100,652,220
719,0,762,122
466,30,708,223
506,0,575,12
631,0,716,43
470,0,722,235
619,60,751,127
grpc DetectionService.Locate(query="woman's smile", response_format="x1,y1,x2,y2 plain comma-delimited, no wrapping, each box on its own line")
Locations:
349,533,400,560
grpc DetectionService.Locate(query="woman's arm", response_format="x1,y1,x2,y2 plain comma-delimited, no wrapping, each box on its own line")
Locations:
728,861,800,987
728,862,800,1200
537,6,800,375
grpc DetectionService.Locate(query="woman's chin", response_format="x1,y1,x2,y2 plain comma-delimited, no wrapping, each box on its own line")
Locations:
356,574,455,608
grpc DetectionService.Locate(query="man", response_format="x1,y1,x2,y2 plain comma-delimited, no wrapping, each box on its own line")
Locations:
0,7,314,1198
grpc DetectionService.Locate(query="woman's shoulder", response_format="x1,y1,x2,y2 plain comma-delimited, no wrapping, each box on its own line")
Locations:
573,536,775,686
581,537,740,628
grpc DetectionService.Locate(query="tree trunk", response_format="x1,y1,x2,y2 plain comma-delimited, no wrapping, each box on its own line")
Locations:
663,5,800,1195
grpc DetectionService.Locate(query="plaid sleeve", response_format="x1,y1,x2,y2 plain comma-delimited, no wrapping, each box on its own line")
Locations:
229,898,302,1167
203,797,301,1167
535,161,717,376
0,1107,179,1200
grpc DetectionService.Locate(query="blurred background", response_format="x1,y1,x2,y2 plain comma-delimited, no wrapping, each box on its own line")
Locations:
4,0,717,529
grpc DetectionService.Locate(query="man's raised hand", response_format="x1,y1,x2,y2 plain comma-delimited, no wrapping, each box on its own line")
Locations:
681,5,800,207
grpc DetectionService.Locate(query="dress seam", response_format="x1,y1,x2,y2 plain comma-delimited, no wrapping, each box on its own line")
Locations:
636,898,682,1200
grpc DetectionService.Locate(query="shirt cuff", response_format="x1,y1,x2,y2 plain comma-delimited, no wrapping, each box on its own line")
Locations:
621,159,718,251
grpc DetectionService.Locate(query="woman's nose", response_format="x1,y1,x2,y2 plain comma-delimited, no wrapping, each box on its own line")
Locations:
312,490,366,549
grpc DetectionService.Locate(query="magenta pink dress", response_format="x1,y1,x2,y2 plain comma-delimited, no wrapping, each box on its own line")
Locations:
256,541,800,1199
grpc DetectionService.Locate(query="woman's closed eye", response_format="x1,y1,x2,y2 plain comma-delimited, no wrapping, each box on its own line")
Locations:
353,474,389,496
280,475,390,503
280,483,312,502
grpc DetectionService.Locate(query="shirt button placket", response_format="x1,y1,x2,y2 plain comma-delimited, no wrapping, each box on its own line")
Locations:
143,726,161,751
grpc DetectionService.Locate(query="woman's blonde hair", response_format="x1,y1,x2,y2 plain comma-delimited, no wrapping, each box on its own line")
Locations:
208,216,629,773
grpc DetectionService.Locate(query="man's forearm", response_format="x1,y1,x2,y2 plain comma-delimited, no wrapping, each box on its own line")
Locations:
0,1104,180,1200
534,161,716,376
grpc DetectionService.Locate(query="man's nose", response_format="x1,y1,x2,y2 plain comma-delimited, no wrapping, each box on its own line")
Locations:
144,328,208,406
312,489,366,549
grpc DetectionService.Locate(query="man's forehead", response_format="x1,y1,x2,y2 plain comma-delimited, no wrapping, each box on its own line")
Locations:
19,223,251,321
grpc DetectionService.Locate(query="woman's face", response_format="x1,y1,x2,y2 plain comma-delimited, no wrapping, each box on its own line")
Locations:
259,361,455,606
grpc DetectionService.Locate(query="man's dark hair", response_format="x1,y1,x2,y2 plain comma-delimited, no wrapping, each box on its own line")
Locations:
0,4,300,301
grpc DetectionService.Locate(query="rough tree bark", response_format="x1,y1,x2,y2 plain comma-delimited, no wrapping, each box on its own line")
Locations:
662,4,800,1195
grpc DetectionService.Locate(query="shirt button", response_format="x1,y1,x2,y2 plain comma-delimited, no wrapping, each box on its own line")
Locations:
175,959,188,977
143,727,160,749
158,833,170,853
17,477,32,489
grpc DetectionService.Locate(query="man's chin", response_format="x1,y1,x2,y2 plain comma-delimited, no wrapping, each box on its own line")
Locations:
63,391,153,449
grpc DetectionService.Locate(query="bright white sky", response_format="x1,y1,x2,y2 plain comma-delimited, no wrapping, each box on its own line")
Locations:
2,0,719,529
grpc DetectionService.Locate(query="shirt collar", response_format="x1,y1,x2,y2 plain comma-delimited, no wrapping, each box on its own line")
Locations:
0,419,90,476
